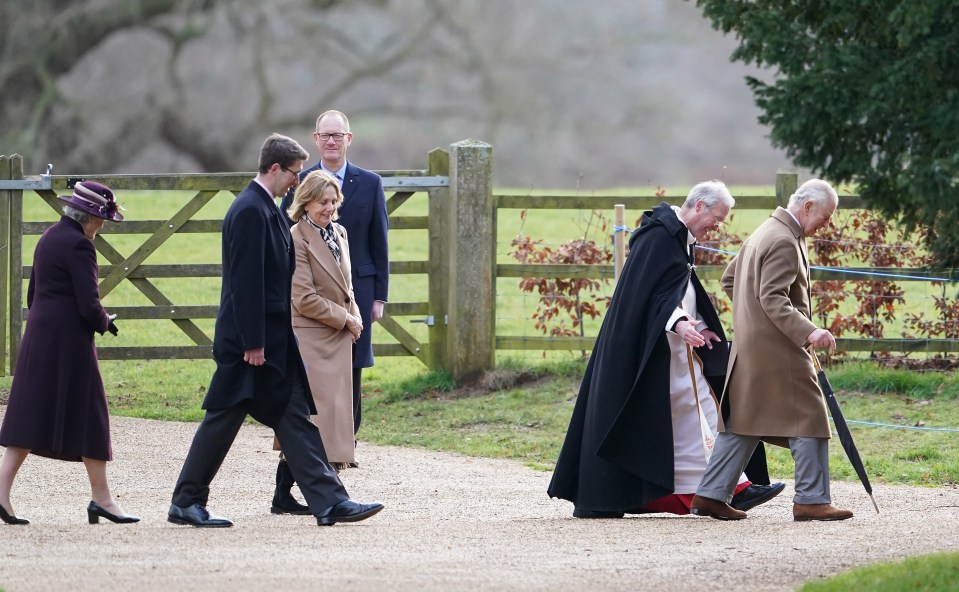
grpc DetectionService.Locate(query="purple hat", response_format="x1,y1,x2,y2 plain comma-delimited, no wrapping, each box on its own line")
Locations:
58,181,124,222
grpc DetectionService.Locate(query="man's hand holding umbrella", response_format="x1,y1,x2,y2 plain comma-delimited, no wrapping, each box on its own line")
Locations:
807,328,836,355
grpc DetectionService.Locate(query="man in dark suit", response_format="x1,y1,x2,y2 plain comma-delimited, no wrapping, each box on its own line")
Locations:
168,133,383,528
279,110,389,441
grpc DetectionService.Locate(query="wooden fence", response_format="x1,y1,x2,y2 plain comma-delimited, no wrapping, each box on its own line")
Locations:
495,172,959,356
2,149,958,383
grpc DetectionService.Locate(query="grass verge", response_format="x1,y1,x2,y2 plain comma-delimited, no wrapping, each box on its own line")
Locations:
798,552,959,592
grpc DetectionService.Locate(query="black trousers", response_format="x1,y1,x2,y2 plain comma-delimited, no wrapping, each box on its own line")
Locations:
352,366,362,435
172,371,347,513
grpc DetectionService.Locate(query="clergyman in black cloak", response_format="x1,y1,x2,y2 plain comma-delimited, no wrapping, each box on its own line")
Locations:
548,186,776,518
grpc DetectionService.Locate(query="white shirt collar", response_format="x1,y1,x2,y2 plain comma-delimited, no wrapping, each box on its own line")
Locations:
253,177,274,197
321,162,348,183
785,207,804,233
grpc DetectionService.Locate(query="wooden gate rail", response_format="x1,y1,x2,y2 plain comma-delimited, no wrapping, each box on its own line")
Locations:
495,194,868,210
10,184,228,365
1,154,456,376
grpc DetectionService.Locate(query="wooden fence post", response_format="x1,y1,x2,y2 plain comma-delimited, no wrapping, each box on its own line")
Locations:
7,155,23,375
776,171,798,208
0,154,14,376
427,148,450,372
446,140,494,383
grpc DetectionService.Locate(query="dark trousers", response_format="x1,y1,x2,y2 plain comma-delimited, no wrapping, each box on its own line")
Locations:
172,371,348,513
352,366,362,435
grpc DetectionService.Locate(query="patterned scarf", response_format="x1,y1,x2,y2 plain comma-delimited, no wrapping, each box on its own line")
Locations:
307,216,341,263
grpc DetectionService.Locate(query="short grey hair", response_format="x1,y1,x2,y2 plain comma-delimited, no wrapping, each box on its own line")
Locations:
682,180,735,209
62,204,91,224
787,179,838,209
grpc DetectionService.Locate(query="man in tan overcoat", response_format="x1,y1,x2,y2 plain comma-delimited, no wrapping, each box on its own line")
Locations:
690,179,854,522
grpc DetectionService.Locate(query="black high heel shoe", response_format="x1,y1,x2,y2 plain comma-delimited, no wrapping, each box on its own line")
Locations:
87,501,140,524
0,502,29,525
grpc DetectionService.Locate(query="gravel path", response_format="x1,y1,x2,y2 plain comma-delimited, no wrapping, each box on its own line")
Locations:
2,410,959,591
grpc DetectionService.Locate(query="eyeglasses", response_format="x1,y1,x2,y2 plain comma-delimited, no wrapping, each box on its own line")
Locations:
705,204,727,227
281,165,303,181
315,132,348,142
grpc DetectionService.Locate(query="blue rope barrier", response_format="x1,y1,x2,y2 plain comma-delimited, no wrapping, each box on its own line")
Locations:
810,267,957,282
838,418,959,433
695,245,958,283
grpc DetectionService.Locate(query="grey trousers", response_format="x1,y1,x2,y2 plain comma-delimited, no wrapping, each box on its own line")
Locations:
696,432,831,505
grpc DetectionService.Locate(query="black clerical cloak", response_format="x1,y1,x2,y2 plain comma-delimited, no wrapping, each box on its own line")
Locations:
547,202,764,513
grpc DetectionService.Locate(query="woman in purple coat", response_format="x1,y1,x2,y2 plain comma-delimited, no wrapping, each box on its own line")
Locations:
0,181,138,526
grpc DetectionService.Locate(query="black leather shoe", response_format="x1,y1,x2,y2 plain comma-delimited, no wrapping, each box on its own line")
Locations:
0,502,29,525
730,482,786,512
271,498,312,515
315,499,383,526
572,508,624,519
168,503,233,528
271,460,311,515
88,501,140,524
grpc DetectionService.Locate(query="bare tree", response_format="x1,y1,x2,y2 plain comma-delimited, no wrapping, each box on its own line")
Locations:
0,0,204,160
1,0,795,186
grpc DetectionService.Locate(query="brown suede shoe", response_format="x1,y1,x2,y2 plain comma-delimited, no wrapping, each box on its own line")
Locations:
690,495,747,521
793,503,854,522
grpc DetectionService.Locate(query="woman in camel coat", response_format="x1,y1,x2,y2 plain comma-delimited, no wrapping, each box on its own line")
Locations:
285,170,362,467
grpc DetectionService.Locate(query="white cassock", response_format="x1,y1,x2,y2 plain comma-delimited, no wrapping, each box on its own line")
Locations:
664,217,748,494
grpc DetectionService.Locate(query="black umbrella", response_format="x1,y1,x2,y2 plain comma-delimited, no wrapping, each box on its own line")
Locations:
811,350,880,513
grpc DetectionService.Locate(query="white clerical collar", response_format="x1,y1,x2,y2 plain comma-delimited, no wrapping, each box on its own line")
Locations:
671,205,696,245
